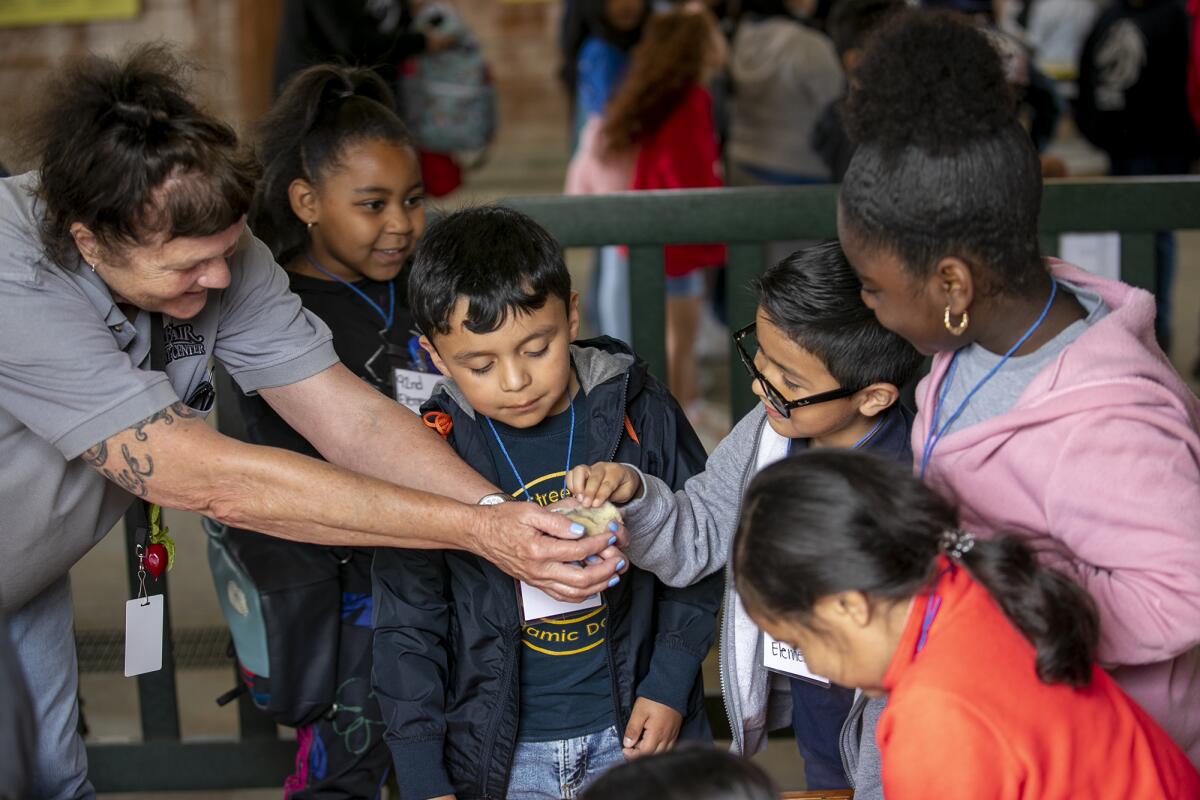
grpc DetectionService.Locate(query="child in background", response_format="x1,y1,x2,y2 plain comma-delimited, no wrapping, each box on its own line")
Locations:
580,746,779,800
839,10,1200,764
568,242,923,795
811,0,903,182
727,0,844,187
734,450,1200,798
564,0,648,344
371,206,722,800
599,3,728,414
225,64,427,798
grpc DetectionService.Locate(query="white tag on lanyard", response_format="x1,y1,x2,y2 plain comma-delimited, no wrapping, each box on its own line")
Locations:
762,631,830,687
393,367,445,413
125,594,164,677
518,581,601,622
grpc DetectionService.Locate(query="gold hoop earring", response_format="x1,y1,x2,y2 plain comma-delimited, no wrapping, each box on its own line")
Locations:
944,306,969,336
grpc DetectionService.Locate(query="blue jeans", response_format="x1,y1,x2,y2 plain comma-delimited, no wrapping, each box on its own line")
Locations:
9,576,95,800
507,725,626,799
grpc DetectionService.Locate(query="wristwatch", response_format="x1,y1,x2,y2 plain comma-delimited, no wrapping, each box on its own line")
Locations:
477,492,511,506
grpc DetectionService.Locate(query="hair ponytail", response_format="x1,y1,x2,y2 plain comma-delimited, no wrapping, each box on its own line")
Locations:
251,64,414,264
957,535,1097,687
734,451,1099,688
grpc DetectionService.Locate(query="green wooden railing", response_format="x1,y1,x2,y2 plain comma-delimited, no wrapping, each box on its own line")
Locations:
509,177,1200,419
86,177,1200,792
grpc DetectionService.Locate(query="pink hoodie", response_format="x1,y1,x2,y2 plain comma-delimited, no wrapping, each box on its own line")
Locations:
914,260,1200,765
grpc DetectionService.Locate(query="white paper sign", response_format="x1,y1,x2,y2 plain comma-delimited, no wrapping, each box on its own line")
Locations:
519,580,601,622
393,367,444,414
1058,233,1121,282
762,632,829,686
125,594,164,677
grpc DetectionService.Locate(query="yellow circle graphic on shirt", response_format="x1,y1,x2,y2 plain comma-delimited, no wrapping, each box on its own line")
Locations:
523,605,608,656
509,470,574,507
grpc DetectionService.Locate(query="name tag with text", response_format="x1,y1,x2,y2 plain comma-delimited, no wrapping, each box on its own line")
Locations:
393,367,444,413
762,631,830,687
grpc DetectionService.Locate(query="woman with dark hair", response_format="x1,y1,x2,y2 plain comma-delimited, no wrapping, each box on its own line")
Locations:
734,450,1200,798
0,45,625,799
838,9,1200,765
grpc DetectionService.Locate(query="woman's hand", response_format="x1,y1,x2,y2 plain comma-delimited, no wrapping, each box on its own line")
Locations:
622,697,683,759
468,502,629,602
566,462,643,507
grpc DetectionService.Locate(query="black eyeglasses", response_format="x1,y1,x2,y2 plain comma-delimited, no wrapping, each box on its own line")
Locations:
733,323,860,417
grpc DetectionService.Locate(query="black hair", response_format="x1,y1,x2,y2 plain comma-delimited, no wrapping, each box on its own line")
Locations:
579,746,779,800
754,241,923,390
826,0,903,56
734,450,1099,688
250,63,415,264
839,10,1044,297
408,206,572,338
738,0,794,17
27,43,260,269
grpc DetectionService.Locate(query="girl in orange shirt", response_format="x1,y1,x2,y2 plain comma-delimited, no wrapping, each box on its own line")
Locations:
733,449,1200,799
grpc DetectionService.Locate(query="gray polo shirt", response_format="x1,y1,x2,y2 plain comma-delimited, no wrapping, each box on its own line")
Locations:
0,173,338,612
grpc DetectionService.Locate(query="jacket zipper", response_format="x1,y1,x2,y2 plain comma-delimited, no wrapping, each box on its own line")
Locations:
485,599,522,798
604,375,631,736
605,374,631,461
718,415,766,754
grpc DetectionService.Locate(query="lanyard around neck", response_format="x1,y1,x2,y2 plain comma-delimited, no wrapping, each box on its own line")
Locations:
305,253,395,331
919,279,1059,479
485,396,576,503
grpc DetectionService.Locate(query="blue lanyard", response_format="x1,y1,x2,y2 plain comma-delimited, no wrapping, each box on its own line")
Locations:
305,254,395,331
485,396,575,503
914,594,942,654
919,279,1058,479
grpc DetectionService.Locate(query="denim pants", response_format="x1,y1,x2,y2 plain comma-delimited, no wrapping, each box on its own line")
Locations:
9,575,95,800
507,725,626,799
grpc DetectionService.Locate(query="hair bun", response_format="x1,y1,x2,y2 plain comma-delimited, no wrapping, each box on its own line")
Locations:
110,100,170,130
843,10,1017,155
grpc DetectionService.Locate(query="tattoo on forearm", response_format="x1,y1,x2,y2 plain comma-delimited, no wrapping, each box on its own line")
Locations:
106,444,155,497
82,402,193,495
82,440,108,468
131,402,199,441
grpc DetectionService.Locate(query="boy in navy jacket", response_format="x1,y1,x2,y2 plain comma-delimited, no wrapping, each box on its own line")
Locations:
371,206,721,800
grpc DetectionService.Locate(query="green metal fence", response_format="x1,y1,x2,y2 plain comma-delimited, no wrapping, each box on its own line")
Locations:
85,177,1200,792
509,177,1200,419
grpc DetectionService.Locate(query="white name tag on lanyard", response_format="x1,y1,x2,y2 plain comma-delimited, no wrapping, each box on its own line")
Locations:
519,581,601,622
393,367,444,413
762,631,830,687
125,594,164,677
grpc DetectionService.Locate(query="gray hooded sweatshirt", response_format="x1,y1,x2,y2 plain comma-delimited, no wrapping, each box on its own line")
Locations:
622,405,885,798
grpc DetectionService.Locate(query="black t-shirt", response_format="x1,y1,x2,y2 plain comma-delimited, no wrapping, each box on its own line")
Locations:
478,389,615,742
236,271,420,455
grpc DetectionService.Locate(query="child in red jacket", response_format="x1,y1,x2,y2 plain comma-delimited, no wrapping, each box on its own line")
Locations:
734,450,1200,800
600,3,727,412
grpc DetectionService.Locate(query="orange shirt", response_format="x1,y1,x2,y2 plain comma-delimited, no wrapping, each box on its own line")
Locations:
878,559,1200,799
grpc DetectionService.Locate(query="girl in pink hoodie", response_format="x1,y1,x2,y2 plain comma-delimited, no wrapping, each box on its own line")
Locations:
836,11,1200,764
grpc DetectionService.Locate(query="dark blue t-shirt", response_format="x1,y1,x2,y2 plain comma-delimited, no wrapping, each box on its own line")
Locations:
479,389,615,742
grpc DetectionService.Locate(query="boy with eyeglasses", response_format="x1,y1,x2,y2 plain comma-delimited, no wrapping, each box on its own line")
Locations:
567,241,922,798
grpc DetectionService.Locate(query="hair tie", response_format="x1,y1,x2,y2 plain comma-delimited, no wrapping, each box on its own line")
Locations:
939,528,976,560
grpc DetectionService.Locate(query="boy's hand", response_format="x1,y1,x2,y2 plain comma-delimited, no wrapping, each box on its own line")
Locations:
567,462,642,507
621,697,682,759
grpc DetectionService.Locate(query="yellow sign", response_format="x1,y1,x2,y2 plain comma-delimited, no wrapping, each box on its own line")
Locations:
0,0,139,27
